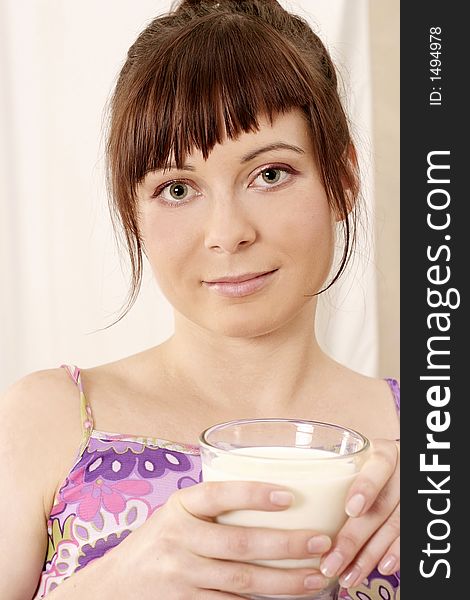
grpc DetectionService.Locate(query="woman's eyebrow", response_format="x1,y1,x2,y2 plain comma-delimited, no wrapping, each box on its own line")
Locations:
142,163,195,180
157,163,196,173
240,142,305,163
150,142,305,176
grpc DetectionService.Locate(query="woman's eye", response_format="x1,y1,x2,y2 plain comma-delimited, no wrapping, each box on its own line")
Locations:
166,182,189,200
261,168,281,183
153,180,197,205
253,167,291,189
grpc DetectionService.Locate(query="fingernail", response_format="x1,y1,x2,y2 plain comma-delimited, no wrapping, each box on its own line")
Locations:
320,551,344,578
270,490,294,506
307,535,331,554
345,494,366,517
379,555,397,574
339,564,362,588
304,574,328,590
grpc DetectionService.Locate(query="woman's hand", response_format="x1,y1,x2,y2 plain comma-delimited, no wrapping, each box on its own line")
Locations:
107,481,332,599
320,439,400,589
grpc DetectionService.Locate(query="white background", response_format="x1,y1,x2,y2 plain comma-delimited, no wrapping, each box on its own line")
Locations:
0,0,398,391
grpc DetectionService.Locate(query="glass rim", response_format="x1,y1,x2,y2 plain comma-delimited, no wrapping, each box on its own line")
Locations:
199,417,370,461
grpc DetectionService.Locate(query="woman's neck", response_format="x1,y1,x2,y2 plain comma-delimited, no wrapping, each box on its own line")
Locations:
159,305,330,416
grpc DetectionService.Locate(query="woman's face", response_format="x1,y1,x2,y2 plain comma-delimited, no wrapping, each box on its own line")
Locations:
137,109,335,338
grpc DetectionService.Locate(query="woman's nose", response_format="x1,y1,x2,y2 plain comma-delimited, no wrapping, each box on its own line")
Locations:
204,197,257,254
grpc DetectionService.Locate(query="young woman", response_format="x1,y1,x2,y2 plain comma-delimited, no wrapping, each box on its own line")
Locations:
0,1,399,599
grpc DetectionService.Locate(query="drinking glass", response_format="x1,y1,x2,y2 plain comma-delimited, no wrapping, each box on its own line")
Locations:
199,418,370,600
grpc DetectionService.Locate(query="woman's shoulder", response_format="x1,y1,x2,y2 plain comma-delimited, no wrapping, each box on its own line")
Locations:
353,372,400,440
322,356,399,396
1,367,84,516
1,367,83,436
321,360,400,440
341,367,399,400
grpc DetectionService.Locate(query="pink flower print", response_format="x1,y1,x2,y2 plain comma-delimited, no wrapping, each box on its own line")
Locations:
61,467,152,523
50,497,67,518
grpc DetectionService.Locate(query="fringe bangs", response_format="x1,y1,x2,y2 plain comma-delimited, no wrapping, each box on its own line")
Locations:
113,13,317,188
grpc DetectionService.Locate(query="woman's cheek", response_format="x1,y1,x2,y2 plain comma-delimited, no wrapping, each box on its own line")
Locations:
145,218,202,295
275,202,334,252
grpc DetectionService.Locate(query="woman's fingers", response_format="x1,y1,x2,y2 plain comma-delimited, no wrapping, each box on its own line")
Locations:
320,439,400,582
338,505,400,588
176,480,297,519
189,555,329,597
175,481,332,562
344,439,399,518
378,535,401,576
190,519,332,561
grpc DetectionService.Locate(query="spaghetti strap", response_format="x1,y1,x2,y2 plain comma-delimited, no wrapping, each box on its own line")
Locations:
60,364,94,452
60,364,81,386
384,377,400,417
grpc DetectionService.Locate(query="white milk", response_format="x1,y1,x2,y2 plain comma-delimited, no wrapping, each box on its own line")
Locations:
202,446,358,569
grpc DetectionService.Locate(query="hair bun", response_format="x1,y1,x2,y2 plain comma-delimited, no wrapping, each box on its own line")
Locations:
176,0,281,11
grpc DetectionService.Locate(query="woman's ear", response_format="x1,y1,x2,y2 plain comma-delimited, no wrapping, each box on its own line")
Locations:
346,142,358,172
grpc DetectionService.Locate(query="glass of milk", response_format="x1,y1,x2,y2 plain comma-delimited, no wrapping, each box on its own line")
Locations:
199,418,370,600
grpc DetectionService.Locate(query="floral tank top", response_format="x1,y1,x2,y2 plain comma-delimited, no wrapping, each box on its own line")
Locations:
33,365,400,599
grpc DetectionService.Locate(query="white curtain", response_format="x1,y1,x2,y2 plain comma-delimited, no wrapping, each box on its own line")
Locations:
0,0,377,392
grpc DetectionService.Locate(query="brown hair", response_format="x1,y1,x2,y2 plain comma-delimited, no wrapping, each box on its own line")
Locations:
105,0,359,322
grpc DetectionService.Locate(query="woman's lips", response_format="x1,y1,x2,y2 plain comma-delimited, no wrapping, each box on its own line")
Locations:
202,269,278,298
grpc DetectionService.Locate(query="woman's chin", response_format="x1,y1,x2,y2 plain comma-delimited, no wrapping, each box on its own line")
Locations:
173,291,315,339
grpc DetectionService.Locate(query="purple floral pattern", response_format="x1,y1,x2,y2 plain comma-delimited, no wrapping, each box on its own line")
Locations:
178,469,203,489
339,569,400,599
72,444,192,483
34,432,201,598
77,530,132,571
